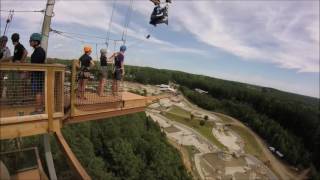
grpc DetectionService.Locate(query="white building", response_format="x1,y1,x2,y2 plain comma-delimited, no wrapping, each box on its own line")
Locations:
195,88,208,94
158,84,176,93
276,151,284,158
268,147,275,152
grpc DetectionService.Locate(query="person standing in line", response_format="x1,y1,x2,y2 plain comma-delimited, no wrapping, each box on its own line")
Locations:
0,36,11,99
11,33,28,63
109,45,126,95
98,48,108,96
10,33,29,101
0,36,11,61
29,33,46,114
77,46,94,100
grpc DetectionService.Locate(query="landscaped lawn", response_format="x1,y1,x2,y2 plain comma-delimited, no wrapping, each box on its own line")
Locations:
229,125,263,158
213,112,233,123
163,106,226,150
169,105,190,118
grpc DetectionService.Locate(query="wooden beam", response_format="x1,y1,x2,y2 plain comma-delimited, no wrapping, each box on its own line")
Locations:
70,60,77,117
54,131,91,180
0,62,65,71
46,69,54,132
66,107,145,124
0,119,61,140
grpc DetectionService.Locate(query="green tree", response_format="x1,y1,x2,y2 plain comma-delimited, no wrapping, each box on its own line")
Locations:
200,120,205,126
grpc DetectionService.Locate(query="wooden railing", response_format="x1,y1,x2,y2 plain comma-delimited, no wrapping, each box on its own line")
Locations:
0,62,65,138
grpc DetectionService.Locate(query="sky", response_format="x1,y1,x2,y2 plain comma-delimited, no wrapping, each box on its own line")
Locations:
0,0,319,98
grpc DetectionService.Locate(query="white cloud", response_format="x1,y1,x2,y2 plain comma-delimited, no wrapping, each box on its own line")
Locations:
1,0,318,97
1,0,199,56
162,1,320,73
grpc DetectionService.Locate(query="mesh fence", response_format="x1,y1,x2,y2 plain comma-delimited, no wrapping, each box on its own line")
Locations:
0,64,125,118
54,71,63,113
0,148,39,175
73,66,124,111
0,70,45,117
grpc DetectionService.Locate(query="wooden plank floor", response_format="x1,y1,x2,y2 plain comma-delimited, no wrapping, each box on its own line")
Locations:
0,92,146,118
73,92,146,116
76,91,145,104
0,92,148,138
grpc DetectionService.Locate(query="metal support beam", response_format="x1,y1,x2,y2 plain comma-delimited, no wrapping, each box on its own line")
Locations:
41,0,55,53
43,134,57,180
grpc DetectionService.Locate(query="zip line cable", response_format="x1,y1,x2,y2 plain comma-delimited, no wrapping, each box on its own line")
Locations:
51,29,107,40
106,0,117,48
3,10,14,36
0,9,45,13
51,30,106,45
121,0,134,45
50,28,123,42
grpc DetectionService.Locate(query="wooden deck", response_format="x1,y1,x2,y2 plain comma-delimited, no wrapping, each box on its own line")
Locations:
67,92,147,124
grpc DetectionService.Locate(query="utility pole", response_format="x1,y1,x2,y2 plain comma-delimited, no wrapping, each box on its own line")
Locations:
41,0,55,53
41,0,58,180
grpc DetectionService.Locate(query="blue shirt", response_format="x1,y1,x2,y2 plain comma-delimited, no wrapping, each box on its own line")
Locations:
115,53,124,69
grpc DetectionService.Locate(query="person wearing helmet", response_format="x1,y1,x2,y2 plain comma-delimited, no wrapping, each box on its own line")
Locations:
29,33,46,114
11,33,28,63
98,48,108,96
77,45,94,99
109,45,126,95
0,36,11,61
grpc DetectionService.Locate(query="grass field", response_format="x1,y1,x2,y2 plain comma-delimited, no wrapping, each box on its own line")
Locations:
213,112,233,123
163,106,226,150
169,105,190,118
229,125,264,159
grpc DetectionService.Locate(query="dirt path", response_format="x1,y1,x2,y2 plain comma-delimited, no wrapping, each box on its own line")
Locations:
149,94,307,179
200,112,298,180
167,139,193,173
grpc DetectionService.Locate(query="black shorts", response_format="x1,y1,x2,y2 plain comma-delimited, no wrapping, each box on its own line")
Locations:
113,69,122,81
31,72,44,93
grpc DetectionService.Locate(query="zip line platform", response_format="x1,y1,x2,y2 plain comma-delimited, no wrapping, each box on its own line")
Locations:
0,62,165,180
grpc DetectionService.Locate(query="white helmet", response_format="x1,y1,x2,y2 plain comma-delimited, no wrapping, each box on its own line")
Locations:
100,48,107,54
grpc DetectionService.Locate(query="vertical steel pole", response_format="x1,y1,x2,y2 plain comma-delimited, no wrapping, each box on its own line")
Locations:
41,1,57,179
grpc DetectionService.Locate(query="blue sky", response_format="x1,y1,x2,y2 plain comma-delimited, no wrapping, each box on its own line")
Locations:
1,0,319,98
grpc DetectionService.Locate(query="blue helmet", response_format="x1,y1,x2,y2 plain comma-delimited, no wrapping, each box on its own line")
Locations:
120,45,127,52
30,33,42,42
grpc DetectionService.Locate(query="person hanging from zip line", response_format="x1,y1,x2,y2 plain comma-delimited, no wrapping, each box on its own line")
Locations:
109,45,126,96
76,46,95,100
0,36,11,61
98,48,108,96
29,33,46,114
149,0,171,26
